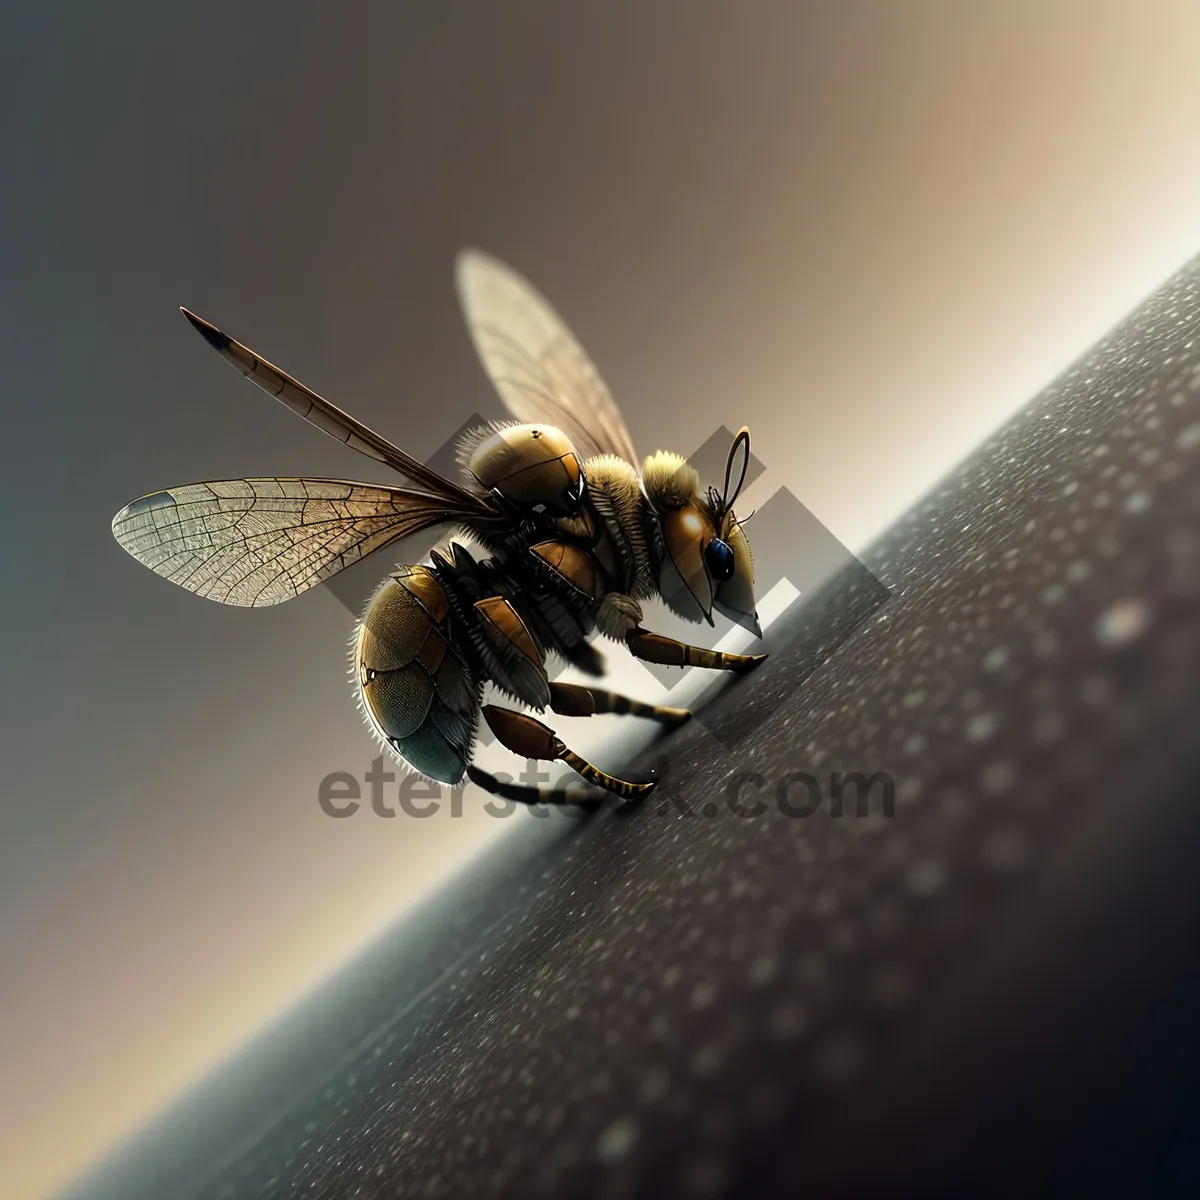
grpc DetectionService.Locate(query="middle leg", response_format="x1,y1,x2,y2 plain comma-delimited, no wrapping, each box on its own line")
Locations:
548,681,691,727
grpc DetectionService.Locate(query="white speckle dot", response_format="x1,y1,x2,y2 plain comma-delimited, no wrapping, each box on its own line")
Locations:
965,711,998,743
901,689,926,709
1175,422,1200,450
748,953,779,986
906,857,946,897
982,646,1009,671
689,980,717,1010
1095,598,1150,647
1124,491,1152,514
1065,559,1093,583
597,1115,639,1164
1041,583,1066,606
1061,480,1079,496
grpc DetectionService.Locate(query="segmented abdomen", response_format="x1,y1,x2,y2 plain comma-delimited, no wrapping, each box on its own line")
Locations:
353,565,480,785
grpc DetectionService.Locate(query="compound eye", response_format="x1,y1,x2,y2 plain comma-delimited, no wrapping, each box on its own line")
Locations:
704,537,735,582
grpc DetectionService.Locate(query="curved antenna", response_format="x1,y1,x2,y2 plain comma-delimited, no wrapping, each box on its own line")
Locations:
711,425,752,521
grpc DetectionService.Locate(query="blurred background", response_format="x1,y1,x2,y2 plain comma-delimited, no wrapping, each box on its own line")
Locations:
3,2,1200,1197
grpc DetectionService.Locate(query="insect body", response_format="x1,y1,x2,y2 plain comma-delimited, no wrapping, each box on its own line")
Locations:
112,251,767,802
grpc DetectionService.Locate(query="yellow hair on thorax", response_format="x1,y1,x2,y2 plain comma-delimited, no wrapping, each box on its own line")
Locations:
641,450,699,510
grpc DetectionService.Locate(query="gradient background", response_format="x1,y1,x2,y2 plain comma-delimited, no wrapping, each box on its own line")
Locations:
4,3,1200,1197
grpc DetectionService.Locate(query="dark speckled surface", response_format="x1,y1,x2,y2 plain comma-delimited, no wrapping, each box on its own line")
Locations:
72,256,1200,1199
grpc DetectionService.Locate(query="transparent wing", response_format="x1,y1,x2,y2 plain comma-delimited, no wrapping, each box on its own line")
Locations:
112,477,481,607
455,249,640,465
180,308,493,511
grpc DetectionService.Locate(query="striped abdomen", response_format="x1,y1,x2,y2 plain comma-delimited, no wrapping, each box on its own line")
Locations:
353,565,480,784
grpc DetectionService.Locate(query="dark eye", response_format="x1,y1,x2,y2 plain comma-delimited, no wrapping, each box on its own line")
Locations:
704,537,735,582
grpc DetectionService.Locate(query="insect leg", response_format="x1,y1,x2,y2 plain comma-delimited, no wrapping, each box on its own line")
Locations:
465,764,605,807
625,628,768,673
480,704,657,801
548,681,691,727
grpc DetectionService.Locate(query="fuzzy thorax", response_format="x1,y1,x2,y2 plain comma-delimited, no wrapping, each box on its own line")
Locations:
641,450,699,511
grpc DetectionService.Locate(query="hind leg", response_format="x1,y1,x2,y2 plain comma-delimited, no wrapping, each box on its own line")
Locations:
478,704,656,801
465,763,605,807
548,681,691,727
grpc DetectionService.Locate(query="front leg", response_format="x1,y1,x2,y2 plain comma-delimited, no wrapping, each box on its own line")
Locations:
626,627,768,673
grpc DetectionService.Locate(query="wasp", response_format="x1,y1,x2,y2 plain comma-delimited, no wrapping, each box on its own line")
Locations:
112,251,767,803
